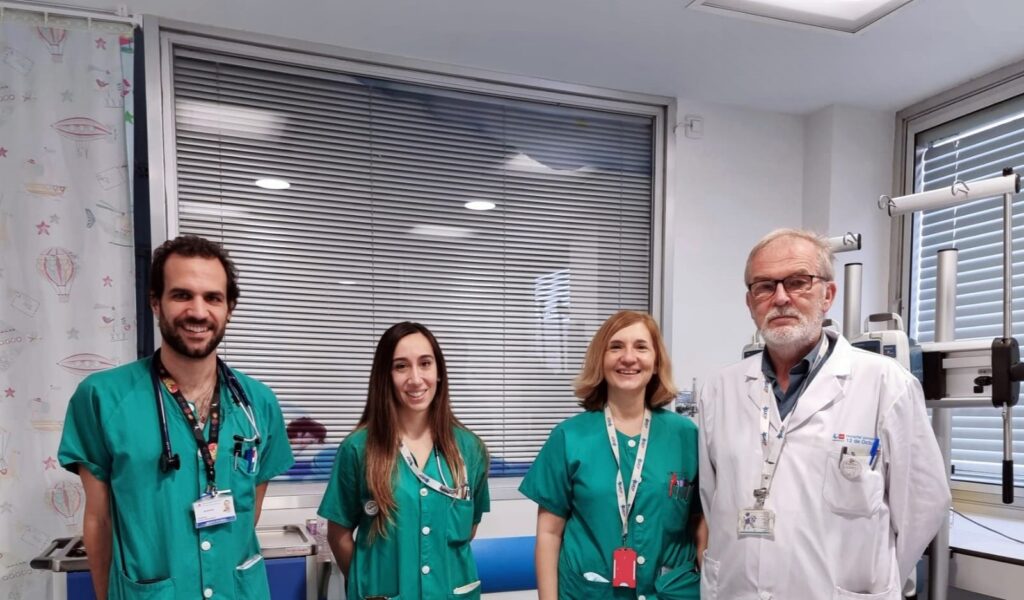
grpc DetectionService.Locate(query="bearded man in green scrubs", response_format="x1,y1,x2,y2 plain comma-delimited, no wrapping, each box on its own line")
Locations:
59,235,294,600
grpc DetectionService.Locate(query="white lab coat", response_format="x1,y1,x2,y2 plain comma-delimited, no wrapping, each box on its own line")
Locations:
698,332,950,600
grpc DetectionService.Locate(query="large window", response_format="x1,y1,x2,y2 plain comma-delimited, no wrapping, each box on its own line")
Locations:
908,95,1024,486
160,35,667,480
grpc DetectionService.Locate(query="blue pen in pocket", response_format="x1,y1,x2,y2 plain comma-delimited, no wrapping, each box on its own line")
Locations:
245,446,258,474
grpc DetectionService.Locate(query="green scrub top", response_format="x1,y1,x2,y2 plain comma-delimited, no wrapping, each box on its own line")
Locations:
318,426,491,600
520,408,700,600
58,356,294,600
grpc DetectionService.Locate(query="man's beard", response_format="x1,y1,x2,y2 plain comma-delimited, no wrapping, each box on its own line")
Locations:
760,306,823,350
159,316,225,359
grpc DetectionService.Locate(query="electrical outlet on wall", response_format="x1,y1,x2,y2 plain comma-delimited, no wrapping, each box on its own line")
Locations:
683,114,704,139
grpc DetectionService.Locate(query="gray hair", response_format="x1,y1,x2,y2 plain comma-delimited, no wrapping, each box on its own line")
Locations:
744,228,835,284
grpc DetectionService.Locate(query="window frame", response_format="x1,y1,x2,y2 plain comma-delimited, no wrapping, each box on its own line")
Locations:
141,16,676,498
894,56,1024,507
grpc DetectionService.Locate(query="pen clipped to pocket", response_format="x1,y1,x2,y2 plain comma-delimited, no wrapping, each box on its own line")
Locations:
668,472,695,501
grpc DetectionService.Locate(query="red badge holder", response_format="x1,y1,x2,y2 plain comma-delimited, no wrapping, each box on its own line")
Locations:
612,547,638,588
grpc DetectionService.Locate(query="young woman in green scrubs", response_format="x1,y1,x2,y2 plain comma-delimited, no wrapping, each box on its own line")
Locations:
520,310,706,600
319,322,490,600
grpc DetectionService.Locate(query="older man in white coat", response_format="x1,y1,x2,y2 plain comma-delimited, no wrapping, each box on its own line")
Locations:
697,228,950,600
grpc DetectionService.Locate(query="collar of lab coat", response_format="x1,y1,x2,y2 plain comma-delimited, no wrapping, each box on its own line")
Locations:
745,329,851,433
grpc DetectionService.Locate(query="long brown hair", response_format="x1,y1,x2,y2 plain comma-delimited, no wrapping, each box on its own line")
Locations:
358,321,468,538
574,310,677,411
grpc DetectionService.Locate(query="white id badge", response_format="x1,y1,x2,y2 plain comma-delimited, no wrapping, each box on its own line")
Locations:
737,508,775,536
193,491,237,529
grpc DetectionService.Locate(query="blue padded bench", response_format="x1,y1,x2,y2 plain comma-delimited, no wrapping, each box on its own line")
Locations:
471,536,537,593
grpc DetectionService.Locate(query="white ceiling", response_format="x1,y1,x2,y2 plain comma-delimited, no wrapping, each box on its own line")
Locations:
65,0,1024,114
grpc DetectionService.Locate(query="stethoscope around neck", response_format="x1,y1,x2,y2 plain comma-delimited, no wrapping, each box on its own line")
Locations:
150,349,261,473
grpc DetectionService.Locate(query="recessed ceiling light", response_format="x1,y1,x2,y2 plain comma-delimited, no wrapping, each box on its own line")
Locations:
465,200,496,211
687,0,915,34
254,178,290,190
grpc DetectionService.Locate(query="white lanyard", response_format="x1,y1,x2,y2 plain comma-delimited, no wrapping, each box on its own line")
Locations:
399,442,468,500
754,337,830,509
603,405,652,543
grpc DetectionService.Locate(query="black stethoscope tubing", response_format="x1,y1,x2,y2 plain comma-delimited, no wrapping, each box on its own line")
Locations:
150,351,257,473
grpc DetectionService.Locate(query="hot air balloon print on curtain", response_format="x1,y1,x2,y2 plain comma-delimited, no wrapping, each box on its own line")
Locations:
35,27,67,62
52,117,113,157
48,481,83,526
37,247,77,302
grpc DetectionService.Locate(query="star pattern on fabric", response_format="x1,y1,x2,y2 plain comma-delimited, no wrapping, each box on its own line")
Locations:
102,275,113,287
49,214,60,224
0,502,12,514
3,387,13,398
95,38,107,49
67,328,79,340
43,456,57,470
36,220,50,235
0,147,7,157
61,89,73,102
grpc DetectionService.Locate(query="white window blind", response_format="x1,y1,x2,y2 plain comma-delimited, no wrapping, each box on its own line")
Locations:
169,47,656,480
911,95,1024,486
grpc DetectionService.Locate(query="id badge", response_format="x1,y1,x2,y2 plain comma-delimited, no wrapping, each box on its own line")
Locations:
193,490,237,529
737,508,775,536
611,547,637,588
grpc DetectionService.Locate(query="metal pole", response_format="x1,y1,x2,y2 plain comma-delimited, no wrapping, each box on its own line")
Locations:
929,248,957,600
1002,190,1016,504
843,263,863,340
1004,192,1014,340
935,249,957,342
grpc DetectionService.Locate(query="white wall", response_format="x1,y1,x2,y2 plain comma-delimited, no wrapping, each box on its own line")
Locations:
669,101,806,385
802,105,896,338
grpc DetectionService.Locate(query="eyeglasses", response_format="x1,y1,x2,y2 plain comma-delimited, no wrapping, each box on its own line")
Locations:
746,274,829,300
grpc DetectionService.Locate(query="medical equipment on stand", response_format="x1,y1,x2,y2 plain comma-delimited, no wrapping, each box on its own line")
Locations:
675,377,699,417
850,313,923,379
879,168,1022,600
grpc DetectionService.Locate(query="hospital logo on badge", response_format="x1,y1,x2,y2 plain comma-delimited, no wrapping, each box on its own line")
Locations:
364,500,379,516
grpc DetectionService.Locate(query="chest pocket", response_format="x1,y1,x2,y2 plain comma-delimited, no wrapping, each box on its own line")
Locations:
655,473,695,535
446,497,475,545
444,498,480,598
822,451,883,517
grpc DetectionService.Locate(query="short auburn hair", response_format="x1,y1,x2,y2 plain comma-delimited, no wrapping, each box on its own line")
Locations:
574,310,677,411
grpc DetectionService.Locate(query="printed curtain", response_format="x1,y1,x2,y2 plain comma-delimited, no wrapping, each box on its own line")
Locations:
0,10,135,598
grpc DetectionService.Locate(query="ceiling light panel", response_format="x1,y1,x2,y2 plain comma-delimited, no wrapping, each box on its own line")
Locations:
688,0,915,34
